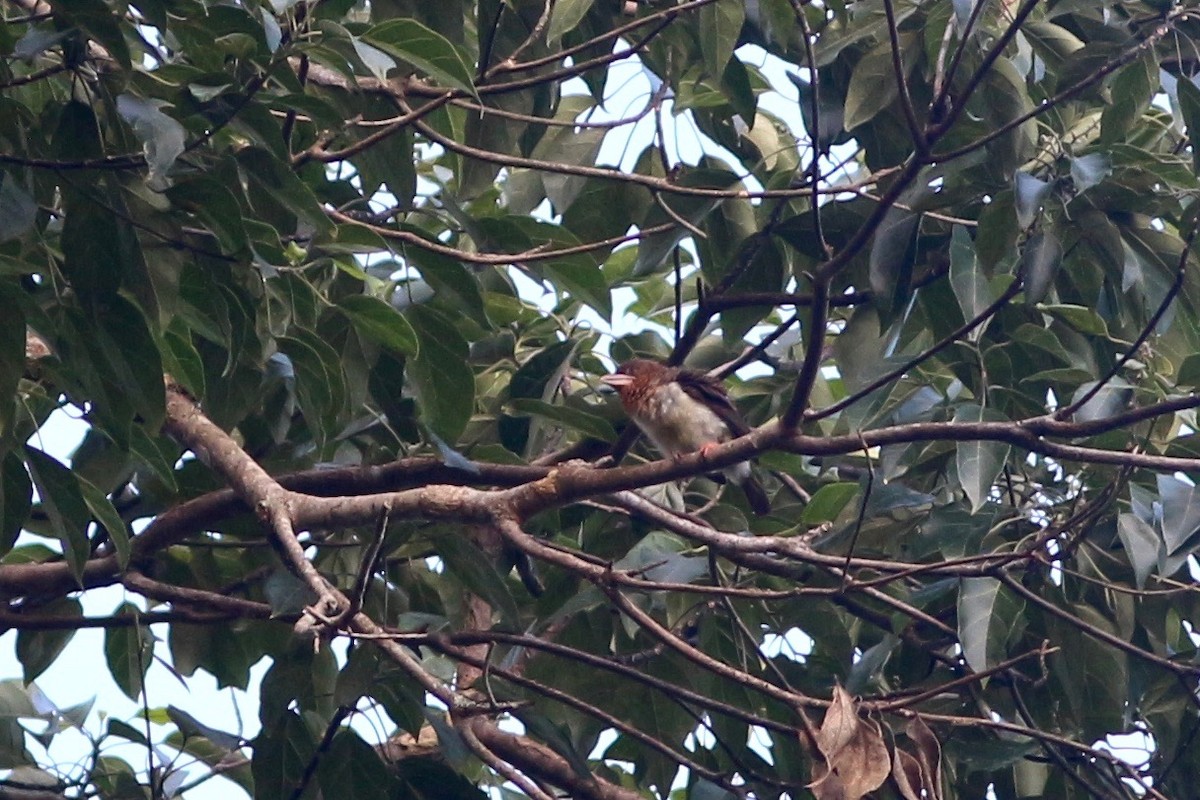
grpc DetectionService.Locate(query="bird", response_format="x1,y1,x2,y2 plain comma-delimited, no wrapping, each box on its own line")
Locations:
601,358,771,516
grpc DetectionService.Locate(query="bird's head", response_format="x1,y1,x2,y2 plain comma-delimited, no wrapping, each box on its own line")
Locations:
600,359,672,405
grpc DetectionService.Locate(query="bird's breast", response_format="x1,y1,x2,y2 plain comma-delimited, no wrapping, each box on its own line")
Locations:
633,382,730,456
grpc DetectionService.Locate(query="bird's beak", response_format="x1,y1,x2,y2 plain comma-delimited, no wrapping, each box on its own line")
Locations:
601,374,634,389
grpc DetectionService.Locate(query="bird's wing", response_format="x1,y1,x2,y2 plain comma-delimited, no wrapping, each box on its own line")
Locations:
675,370,752,437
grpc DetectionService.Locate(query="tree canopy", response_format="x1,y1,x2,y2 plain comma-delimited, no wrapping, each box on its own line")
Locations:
3,0,1200,797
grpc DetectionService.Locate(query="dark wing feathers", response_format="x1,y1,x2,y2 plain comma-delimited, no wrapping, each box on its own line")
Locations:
674,369,751,437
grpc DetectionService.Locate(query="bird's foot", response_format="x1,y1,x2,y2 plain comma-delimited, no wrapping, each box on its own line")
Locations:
698,442,720,460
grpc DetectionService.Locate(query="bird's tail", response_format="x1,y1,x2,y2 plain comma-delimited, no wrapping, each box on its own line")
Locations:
740,475,771,517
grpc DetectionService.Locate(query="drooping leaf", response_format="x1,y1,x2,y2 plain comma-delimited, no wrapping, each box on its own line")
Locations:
317,730,393,800
116,95,186,187
91,294,167,434
16,598,82,683
1067,378,1132,423
869,205,921,322
0,454,32,559
0,175,37,243
1069,153,1112,193
433,533,521,628
78,479,130,569
790,73,845,155
1176,77,1200,174
278,331,347,444
952,405,1010,513
1013,172,1051,230
251,711,318,800
948,225,993,332
23,447,91,584
404,305,474,444
1021,228,1063,304
1115,512,1160,589
166,176,250,256
957,577,1023,676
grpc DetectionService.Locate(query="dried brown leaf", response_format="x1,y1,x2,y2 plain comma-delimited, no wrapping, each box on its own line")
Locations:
906,716,943,798
892,747,924,800
808,686,891,800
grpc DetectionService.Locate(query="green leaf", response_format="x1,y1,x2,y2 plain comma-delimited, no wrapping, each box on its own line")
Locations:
92,294,167,434
91,756,141,798
1038,304,1107,337
507,398,616,442
539,256,613,321
404,305,474,443
104,603,153,700
0,681,37,719
0,175,37,243
846,634,899,695
699,0,745,78
238,147,331,234
953,404,1010,513
547,0,594,43
24,447,91,584
1013,172,1050,230
1068,378,1132,423
1100,52,1156,143
362,18,477,96
948,225,992,333
79,479,131,569
59,196,127,301
278,330,347,444
1157,474,1200,555
869,205,920,321
1176,78,1200,174
844,38,905,131
15,597,81,683
0,454,32,559
106,718,149,745
312,223,389,255
801,482,860,524
1069,153,1111,193
433,533,520,628
0,282,24,440
317,730,393,800
252,711,317,800
958,577,1022,677
500,340,581,454
337,295,419,356
115,95,185,185
1022,228,1063,304
634,168,739,276
1116,512,1160,589
792,74,846,155
166,176,250,255
1178,352,1200,386
399,240,489,327
167,706,242,750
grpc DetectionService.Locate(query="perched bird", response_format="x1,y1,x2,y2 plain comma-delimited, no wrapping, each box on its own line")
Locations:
601,359,771,516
